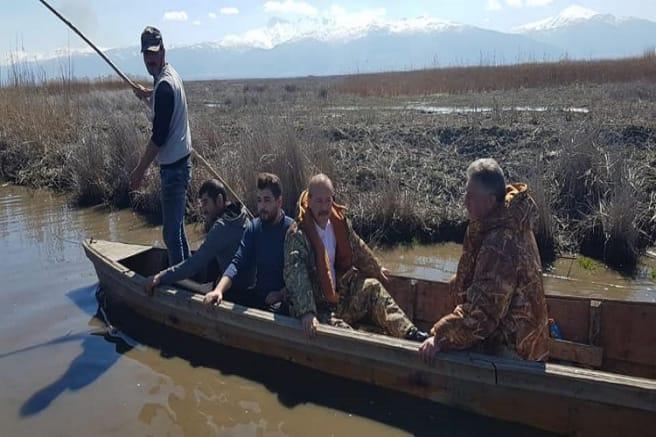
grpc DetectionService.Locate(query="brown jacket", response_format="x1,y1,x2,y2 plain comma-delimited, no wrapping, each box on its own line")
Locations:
284,216,383,318
431,184,550,361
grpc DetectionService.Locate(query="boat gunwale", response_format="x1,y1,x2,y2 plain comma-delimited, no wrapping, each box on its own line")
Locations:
391,271,656,306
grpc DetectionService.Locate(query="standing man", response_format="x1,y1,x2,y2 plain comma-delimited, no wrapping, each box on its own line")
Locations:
131,26,193,266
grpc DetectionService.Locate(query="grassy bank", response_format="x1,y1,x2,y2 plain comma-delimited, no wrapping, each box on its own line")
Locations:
1,58,656,272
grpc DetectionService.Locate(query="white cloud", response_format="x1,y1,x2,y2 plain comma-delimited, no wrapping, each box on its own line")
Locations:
220,7,240,15
193,20,202,26
163,11,188,22
486,0,502,11
326,4,386,28
505,0,553,6
264,1,318,16
208,12,217,19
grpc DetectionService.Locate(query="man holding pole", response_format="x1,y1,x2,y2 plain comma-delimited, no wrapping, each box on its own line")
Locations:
131,26,193,266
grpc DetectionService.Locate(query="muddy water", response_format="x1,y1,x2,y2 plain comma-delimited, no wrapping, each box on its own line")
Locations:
0,185,554,436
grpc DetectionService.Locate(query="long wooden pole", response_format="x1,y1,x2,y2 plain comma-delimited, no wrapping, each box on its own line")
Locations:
192,151,253,218
37,0,139,90
37,0,254,218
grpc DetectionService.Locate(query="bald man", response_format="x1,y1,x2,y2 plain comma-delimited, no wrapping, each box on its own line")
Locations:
284,174,427,341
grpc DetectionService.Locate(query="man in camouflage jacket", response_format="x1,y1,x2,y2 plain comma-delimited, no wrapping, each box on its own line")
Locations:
284,174,427,341
419,159,550,363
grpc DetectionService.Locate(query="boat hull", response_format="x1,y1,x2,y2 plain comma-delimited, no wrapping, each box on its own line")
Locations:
84,240,656,436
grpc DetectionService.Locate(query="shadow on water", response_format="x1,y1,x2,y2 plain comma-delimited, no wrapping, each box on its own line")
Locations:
19,330,133,417
11,285,136,417
12,285,552,436
101,296,552,436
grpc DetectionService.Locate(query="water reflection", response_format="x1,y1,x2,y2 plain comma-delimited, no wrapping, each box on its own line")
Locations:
103,300,551,437
378,242,656,302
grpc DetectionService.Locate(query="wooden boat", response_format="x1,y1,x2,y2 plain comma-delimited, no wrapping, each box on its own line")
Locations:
83,239,656,436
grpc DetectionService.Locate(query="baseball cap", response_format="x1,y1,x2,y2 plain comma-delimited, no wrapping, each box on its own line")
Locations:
141,26,163,53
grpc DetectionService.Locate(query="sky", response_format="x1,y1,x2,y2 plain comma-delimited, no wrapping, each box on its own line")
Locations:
2,0,656,59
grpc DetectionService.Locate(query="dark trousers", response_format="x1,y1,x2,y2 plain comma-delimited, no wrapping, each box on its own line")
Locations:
224,288,287,314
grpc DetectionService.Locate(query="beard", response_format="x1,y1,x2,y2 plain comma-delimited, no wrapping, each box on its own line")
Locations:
311,209,330,224
259,209,277,223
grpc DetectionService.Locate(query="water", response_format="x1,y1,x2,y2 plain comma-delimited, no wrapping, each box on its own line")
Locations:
0,185,555,436
410,105,589,115
323,105,590,115
379,244,656,303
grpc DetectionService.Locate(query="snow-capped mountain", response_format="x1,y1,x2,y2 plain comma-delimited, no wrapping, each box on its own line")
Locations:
515,5,656,59
215,16,467,50
514,5,602,33
4,7,656,81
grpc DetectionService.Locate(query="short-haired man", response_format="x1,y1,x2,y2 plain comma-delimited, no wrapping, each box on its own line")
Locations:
204,173,293,309
130,26,193,266
284,173,428,341
419,158,549,364
145,179,254,294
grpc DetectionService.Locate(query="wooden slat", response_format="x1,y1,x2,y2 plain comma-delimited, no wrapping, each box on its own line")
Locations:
588,299,602,346
549,338,603,368
174,279,213,295
386,276,416,321
492,358,656,412
89,239,151,261
546,296,590,343
601,301,656,368
414,279,451,325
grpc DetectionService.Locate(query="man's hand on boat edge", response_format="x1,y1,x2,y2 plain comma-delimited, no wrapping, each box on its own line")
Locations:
418,336,439,365
144,273,162,296
204,289,224,306
302,313,318,339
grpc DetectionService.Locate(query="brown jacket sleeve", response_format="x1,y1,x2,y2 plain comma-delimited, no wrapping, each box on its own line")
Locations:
348,222,382,278
431,228,518,351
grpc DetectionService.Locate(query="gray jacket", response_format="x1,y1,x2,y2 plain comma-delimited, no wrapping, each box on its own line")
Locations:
159,203,254,289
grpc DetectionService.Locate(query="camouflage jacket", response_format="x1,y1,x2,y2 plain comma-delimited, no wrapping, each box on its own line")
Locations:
284,218,382,318
431,184,550,361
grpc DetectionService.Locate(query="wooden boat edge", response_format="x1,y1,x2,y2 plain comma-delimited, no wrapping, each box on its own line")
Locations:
83,239,656,435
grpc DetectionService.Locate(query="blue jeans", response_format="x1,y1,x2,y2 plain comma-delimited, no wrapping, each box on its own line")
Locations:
160,158,191,266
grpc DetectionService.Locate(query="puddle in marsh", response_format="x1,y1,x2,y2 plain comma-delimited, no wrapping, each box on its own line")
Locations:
0,185,552,436
378,243,656,303
323,105,590,115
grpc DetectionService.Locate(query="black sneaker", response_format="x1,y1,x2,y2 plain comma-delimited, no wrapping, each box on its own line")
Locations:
405,327,429,342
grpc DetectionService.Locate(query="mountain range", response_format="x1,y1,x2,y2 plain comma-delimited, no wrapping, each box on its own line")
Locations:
6,5,656,81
